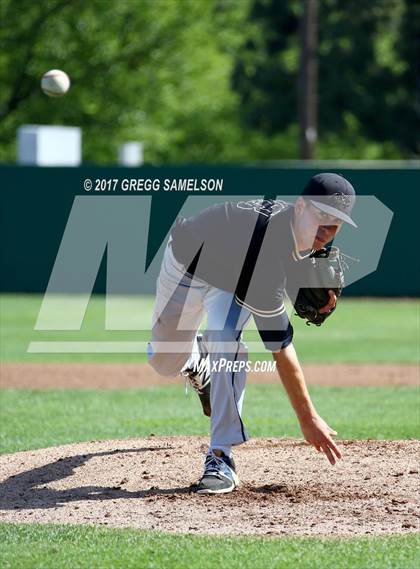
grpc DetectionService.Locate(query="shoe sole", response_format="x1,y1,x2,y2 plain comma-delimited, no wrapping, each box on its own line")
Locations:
198,393,211,417
196,485,236,494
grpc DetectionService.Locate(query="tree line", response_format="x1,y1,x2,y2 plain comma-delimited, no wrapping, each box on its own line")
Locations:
0,0,417,164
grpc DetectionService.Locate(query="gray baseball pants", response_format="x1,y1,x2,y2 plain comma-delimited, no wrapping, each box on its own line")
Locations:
148,241,252,448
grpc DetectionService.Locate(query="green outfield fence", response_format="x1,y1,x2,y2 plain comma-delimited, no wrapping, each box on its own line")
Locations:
1,162,419,296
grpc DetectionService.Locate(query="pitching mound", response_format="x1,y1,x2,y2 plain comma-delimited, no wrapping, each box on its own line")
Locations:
0,437,418,537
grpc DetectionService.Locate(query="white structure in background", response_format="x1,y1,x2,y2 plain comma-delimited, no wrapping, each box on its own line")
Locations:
17,125,81,166
118,142,144,166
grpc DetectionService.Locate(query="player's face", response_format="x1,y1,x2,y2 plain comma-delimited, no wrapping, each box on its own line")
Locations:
294,199,343,250
310,204,343,248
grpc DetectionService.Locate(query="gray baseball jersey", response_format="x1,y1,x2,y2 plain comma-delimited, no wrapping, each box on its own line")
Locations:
171,199,305,352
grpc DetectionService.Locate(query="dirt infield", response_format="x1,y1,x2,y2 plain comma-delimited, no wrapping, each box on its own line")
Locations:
1,362,418,389
0,436,418,537
1,364,418,537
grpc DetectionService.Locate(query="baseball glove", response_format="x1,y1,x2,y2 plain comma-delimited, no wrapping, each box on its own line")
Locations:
294,246,346,326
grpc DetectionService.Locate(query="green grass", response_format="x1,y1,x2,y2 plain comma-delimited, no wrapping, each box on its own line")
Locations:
1,295,419,567
1,294,419,363
0,294,153,364
1,523,419,569
1,385,418,454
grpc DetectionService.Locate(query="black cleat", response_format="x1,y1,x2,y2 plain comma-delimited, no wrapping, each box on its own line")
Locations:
196,451,239,494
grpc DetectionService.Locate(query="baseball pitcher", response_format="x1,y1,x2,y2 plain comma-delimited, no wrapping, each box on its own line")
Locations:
148,173,357,494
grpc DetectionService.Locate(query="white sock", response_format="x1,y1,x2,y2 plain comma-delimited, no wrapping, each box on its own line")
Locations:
210,445,232,458
180,336,200,373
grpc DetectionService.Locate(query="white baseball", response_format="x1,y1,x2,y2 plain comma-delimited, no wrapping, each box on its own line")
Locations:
41,69,71,97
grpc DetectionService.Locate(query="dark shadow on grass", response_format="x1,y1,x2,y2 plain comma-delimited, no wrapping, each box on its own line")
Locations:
0,446,195,511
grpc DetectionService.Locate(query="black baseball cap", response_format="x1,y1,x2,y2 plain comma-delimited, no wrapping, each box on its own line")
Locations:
302,173,357,227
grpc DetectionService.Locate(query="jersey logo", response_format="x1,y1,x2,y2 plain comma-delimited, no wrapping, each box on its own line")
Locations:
236,199,288,218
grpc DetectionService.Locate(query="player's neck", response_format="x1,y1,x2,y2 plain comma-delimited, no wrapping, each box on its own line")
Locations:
290,219,313,259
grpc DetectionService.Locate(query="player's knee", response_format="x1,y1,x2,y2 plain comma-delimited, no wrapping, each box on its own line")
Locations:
203,329,242,354
147,343,184,377
148,358,175,377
